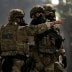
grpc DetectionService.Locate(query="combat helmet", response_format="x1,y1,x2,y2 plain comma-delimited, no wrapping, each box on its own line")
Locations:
30,5,45,18
43,4,55,13
43,4,56,21
9,9,25,21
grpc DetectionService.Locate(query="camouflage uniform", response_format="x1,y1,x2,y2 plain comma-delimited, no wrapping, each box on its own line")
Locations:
0,8,48,72
43,4,61,33
30,6,46,25
0,9,28,72
29,5,67,72
29,23,55,72
29,6,59,72
43,4,67,72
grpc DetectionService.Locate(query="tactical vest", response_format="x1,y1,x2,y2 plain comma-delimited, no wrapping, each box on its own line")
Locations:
30,22,63,67
1,24,18,55
0,23,29,56
35,28,57,54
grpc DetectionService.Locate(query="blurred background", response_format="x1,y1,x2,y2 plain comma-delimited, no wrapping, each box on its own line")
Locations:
0,0,72,72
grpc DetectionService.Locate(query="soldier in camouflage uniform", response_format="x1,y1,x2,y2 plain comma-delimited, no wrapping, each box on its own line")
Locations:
43,4,61,33
43,4,67,72
30,5,46,25
43,4,63,51
0,9,28,72
29,5,64,72
0,8,47,72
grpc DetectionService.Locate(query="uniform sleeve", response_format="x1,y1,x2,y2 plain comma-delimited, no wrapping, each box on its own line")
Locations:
45,22,61,30
45,22,50,28
34,22,52,34
54,24,61,29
